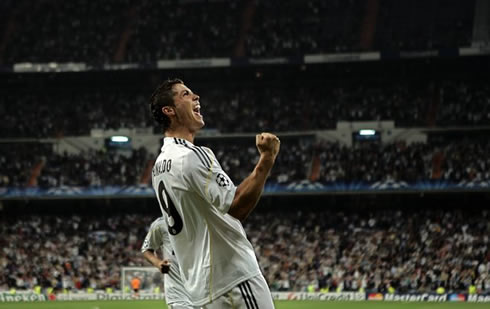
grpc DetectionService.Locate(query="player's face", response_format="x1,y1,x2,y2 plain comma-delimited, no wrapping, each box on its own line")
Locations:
171,83,204,131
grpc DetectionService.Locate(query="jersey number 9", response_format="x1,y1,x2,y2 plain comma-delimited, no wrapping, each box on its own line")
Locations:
157,181,183,235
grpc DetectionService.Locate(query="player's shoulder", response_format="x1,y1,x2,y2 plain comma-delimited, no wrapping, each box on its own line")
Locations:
199,146,215,157
173,139,213,170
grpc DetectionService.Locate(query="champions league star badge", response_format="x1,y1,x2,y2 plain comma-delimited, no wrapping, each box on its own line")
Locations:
216,173,230,188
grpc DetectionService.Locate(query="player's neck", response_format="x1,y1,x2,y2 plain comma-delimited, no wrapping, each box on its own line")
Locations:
165,128,196,144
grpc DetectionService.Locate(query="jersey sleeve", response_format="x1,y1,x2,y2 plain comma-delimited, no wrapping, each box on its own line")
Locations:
182,147,237,214
140,219,164,253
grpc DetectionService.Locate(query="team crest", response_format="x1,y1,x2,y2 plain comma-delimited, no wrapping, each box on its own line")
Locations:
216,173,230,187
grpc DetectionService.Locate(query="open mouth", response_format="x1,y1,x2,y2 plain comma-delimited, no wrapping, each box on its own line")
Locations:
193,105,201,116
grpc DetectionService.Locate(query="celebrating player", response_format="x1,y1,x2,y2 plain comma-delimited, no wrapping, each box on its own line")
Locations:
149,79,280,308
141,217,194,309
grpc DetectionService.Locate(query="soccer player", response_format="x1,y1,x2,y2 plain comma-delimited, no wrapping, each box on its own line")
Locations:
149,79,280,308
131,276,141,295
141,217,194,309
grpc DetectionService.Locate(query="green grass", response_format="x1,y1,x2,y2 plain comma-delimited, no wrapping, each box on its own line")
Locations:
0,300,489,309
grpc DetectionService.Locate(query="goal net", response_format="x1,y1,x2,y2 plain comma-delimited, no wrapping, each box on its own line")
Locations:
121,267,164,295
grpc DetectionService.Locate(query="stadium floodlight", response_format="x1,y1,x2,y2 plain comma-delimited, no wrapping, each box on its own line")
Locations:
110,135,130,143
359,129,376,136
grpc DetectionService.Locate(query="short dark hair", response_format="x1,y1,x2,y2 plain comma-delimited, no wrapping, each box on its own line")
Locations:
149,78,184,132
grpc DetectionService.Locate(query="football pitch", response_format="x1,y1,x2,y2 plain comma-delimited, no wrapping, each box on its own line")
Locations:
1,300,489,309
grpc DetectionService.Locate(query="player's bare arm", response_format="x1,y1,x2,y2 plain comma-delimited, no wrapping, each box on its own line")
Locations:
228,132,280,221
142,250,171,274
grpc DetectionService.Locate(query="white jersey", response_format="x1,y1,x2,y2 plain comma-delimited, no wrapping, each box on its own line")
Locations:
151,137,261,306
141,217,192,306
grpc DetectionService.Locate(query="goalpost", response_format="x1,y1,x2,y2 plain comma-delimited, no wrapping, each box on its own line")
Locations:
121,267,165,295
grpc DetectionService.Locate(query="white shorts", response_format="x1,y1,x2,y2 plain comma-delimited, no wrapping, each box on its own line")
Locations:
202,274,275,309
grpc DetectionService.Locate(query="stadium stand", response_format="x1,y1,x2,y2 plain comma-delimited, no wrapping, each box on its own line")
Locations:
1,136,488,189
438,80,490,126
125,0,241,61
37,147,151,187
0,143,52,187
1,73,490,138
243,0,364,56
374,0,475,51
2,0,129,65
315,138,490,184
1,0,489,302
1,204,488,293
0,0,478,64
249,204,490,293
0,87,151,138
0,213,149,291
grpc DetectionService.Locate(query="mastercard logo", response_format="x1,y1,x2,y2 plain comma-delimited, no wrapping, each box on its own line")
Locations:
368,293,383,300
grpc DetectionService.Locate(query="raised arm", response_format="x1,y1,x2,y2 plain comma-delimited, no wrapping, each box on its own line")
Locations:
228,133,280,221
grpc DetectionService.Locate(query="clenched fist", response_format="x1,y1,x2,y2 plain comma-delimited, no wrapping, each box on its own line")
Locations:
256,132,280,160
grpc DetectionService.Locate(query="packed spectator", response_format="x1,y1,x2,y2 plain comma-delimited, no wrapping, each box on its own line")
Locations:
244,0,363,57
1,0,487,300
0,143,52,187
38,147,152,187
374,0,475,51
316,139,490,184
125,0,240,62
3,0,130,64
1,137,489,189
0,137,312,188
438,81,490,126
1,207,488,293
0,214,150,291
5,77,490,138
441,140,490,183
248,207,490,293
0,0,477,64
0,89,151,138
316,141,429,184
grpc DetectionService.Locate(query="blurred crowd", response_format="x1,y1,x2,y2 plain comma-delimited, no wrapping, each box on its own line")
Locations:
0,143,52,188
125,0,240,62
0,138,312,188
374,0,474,51
244,0,363,56
2,0,127,64
38,147,151,188
2,80,489,139
0,0,476,64
438,81,490,126
0,89,150,138
1,207,488,293
0,144,152,188
199,82,429,132
0,214,149,292
316,139,490,184
1,0,487,299
1,138,488,189
248,207,490,293
316,141,431,184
